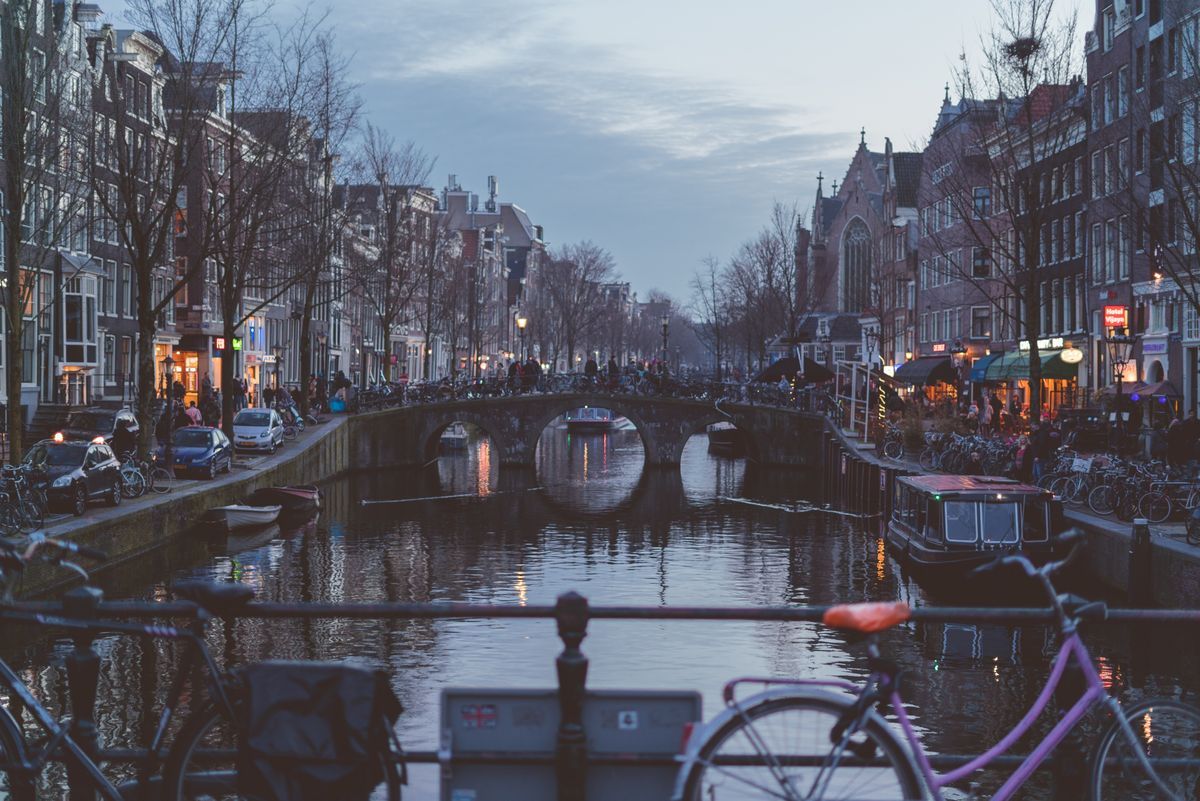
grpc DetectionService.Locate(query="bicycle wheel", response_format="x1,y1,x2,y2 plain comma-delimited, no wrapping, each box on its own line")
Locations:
165,703,402,801
1064,476,1089,506
17,499,42,530
121,469,147,499
882,441,903,460
918,449,937,471
1088,485,1117,517
1188,518,1200,546
678,693,923,801
1138,491,1172,524
148,466,174,494
282,425,298,442
1090,698,1200,801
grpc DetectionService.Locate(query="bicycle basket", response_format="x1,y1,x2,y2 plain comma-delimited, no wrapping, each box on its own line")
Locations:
236,661,402,801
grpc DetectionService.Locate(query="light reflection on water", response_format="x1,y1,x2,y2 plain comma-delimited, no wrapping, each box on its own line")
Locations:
8,424,1200,798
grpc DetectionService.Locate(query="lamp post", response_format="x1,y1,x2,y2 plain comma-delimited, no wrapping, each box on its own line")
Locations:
660,314,670,375
516,313,527,361
820,331,833,369
951,338,968,411
161,354,175,470
863,328,879,443
1107,327,1135,454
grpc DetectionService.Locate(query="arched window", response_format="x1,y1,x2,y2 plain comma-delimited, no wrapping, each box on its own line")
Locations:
842,218,872,312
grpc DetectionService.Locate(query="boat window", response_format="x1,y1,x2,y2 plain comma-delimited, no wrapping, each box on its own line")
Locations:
1024,497,1049,541
923,497,942,541
944,501,978,543
981,502,1020,544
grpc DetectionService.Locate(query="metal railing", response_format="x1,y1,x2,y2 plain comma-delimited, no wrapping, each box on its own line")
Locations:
6,588,1200,799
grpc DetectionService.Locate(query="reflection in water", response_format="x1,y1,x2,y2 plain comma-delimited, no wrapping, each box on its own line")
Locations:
7,429,1200,799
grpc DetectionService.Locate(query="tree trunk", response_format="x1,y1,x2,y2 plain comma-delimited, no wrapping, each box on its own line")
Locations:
135,294,159,460
221,318,237,440
297,272,318,416
6,316,22,460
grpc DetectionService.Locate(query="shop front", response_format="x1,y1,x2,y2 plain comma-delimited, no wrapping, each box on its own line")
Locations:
984,341,1081,418
893,356,959,410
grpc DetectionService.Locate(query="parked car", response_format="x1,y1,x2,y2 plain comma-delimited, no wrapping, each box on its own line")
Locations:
62,407,139,444
24,437,123,515
158,426,234,479
232,409,284,453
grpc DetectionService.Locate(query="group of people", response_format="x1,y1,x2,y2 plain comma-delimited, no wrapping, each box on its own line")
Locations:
504,356,545,393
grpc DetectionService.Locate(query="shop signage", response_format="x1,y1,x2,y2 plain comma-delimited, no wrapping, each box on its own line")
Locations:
1103,305,1128,328
931,342,946,353
232,337,243,351
1143,341,1168,354
1018,337,1064,351
213,337,225,352
1060,347,1084,364
245,354,257,363
261,355,276,364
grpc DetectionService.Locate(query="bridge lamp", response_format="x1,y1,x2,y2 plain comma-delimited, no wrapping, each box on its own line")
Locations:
161,353,176,468
516,313,528,360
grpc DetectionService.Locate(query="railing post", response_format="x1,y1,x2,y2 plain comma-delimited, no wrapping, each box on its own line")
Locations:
1128,517,1152,606
64,586,103,801
555,591,589,801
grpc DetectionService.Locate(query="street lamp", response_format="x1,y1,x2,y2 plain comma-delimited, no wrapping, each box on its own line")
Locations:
951,338,968,409
819,330,833,369
515,313,527,361
1106,327,1135,454
160,354,175,470
661,314,670,374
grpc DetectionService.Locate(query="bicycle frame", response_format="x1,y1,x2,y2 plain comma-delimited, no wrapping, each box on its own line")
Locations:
893,630,1110,801
0,607,232,799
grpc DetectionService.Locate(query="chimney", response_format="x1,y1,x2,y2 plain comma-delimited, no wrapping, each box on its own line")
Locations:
469,193,479,212
448,174,458,191
486,175,499,212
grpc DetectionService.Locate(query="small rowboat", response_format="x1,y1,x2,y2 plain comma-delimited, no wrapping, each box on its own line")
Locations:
440,423,469,449
207,503,282,531
245,485,322,513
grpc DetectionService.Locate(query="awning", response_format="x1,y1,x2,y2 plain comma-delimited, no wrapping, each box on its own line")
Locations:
969,353,1002,382
1138,380,1180,398
803,356,834,383
754,356,800,383
985,350,1079,381
893,356,956,386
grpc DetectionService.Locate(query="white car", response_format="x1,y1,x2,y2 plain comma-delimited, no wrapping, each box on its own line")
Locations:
232,409,284,453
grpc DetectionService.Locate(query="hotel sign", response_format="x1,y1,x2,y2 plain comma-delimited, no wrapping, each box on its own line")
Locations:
1103,305,1128,328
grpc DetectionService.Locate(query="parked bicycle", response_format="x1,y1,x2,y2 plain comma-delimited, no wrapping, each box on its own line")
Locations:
0,533,406,801
674,530,1200,800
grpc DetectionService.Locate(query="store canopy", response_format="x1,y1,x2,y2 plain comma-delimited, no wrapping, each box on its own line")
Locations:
893,356,956,386
803,356,834,383
753,356,800,383
1134,380,1180,398
985,350,1078,381
969,353,1002,382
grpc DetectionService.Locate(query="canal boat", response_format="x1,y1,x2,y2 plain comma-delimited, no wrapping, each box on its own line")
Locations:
246,484,322,514
886,474,1061,582
206,503,282,531
440,422,469,449
706,422,746,457
564,406,615,431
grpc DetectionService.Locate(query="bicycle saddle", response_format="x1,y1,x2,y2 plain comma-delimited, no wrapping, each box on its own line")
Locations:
823,601,911,633
172,580,255,614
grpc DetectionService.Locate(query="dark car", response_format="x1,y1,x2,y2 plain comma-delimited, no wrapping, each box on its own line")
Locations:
157,426,234,479
24,437,123,515
62,408,139,444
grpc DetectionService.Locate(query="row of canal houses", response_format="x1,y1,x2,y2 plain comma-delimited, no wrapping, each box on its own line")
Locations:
796,0,1200,419
0,1,548,433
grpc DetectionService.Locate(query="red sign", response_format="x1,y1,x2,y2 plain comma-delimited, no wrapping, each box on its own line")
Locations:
931,342,947,353
1103,305,1128,328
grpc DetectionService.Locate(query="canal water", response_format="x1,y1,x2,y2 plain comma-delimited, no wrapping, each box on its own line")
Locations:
10,421,1200,798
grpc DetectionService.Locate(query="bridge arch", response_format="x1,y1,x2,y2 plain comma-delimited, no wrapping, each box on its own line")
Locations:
419,411,507,466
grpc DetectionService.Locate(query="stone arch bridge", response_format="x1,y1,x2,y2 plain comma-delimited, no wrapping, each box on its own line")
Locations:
351,393,825,470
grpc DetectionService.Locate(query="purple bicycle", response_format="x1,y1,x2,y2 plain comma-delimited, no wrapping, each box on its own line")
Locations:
673,530,1200,800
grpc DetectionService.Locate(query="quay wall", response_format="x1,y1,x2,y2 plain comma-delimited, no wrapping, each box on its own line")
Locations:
820,423,1200,607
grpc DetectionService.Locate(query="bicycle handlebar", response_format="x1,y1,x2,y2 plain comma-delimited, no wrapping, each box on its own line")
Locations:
969,528,1086,583
18,533,108,564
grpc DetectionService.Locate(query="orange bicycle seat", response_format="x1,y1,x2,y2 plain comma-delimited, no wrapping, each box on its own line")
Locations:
823,602,911,633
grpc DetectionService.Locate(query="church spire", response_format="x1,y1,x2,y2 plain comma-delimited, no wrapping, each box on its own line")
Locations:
860,126,866,147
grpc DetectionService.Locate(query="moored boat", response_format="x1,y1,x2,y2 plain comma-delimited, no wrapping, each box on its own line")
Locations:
440,423,469,449
245,485,322,513
706,422,746,457
564,406,615,431
885,474,1063,583
207,503,282,531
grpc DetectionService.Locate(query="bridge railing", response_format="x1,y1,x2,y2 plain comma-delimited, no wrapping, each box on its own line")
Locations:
7,589,1200,799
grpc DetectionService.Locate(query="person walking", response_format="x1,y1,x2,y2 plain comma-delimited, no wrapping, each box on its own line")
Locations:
980,398,993,437
584,356,598,385
185,401,203,426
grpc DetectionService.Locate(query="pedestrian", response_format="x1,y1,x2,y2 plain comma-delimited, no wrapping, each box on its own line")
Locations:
980,399,993,437
963,451,984,476
262,385,275,409
989,392,1002,429
185,401,203,426
584,356,598,384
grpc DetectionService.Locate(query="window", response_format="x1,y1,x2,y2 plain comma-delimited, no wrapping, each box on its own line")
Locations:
101,260,114,315
1066,215,1075,259
1092,84,1104,130
121,263,132,317
1074,157,1084,194
981,503,1020,544
1092,150,1104,197
1104,7,1115,51
1116,69,1129,121
1106,74,1116,125
1169,26,1180,74
972,246,991,277
945,501,978,543
970,306,990,339
1119,215,1131,278
972,186,991,219
1136,45,1146,88
1136,128,1146,171
1092,223,1105,283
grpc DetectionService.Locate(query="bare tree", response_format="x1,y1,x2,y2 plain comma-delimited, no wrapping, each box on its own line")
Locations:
540,241,615,370
925,0,1081,424
0,0,94,455
289,31,358,414
347,127,434,382
689,256,732,378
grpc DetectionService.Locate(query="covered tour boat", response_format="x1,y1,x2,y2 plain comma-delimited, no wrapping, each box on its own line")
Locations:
706,422,746,457
564,407,615,431
440,422,469,450
886,474,1062,581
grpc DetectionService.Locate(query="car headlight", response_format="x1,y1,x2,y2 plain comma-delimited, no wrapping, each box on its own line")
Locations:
258,431,269,438
52,475,72,488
